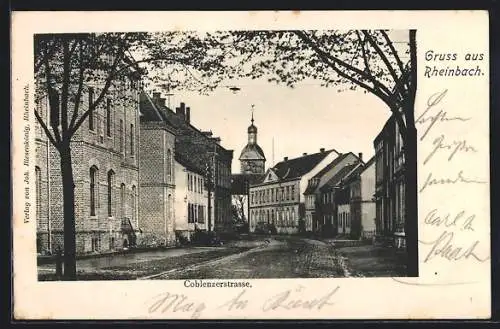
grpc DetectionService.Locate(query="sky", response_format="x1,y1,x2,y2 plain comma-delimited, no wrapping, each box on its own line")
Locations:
146,30,409,174
163,78,392,173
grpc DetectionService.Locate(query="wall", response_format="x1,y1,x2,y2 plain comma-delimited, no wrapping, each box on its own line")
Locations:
138,125,176,247
34,75,142,255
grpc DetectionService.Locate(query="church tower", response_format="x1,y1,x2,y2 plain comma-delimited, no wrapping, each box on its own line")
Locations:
239,106,266,174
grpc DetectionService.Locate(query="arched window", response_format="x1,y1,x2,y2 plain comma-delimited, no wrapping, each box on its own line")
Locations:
107,170,115,217
35,166,41,225
131,185,137,223
90,166,98,216
166,149,172,183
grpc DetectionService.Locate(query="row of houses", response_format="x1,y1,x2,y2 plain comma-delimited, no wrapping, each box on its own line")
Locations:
246,151,376,239
35,68,233,255
231,108,407,245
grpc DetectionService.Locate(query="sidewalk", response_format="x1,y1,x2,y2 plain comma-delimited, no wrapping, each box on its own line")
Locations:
335,244,408,277
38,237,274,281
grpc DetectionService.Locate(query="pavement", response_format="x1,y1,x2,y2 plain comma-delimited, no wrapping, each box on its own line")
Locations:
38,236,407,280
152,236,344,279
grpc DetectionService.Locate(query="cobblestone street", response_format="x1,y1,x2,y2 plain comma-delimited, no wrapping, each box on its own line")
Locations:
153,237,345,279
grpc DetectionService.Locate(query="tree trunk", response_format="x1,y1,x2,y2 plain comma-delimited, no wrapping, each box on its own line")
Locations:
60,142,77,280
404,126,419,277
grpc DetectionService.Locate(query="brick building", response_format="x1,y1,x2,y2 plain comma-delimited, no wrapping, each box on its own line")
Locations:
138,92,177,247
248,148,340,234
35,64,142,255
147,92,234,234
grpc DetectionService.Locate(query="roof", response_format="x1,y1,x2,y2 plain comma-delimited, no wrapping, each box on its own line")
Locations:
231,173,265,194
175,153,205,176
143,92,233,175
272,149,338,180
139,92,173,125
303,153,363,194
239,143,266,161
319,163,362,192
360,155,375,174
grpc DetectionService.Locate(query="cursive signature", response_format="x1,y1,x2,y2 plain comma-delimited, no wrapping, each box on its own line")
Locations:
420,231,490,263
416,89,471,141
419,170,487,193
423,134,478,165
423,208,475,231
146,291,206,319
262,285,339,312
217,289,249,311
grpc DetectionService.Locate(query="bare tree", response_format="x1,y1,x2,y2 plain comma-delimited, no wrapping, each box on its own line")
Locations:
34,32,232,280
205,29,418,276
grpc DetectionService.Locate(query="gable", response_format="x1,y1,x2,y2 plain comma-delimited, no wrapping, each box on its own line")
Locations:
263,168,279,183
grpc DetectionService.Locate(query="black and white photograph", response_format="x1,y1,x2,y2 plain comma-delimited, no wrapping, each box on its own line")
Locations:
33,28,419,281
11,10,491,320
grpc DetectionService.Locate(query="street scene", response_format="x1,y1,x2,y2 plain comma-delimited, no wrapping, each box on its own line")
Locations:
38,235,407,280
34,30,417,281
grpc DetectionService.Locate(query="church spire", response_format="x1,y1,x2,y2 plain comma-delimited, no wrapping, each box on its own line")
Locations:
251,104,254,125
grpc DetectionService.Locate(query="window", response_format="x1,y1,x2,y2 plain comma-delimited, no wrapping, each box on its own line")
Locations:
90,166,98,216
130,124,135,155
166,149,172,183
120,183,125,218
291,186,295,200
88,87,94,130
106,99,112,137
131,185,137,222
107,170,115,217
119,119,124,153
35,166,42,226
271,189,274,202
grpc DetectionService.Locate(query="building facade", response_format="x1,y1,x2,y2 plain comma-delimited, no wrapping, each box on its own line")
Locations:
35,65,142,255
138,92,176,247
148,92,233,234
248,148,340,235
174,154,208,241
303,152,362,236
358,156,376,238
374,114,406,247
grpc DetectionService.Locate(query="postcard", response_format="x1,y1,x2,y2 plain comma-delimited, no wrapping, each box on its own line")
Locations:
11,10,490,319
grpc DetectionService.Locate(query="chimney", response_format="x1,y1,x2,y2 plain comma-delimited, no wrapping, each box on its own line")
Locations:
176,102,186,118
358,152,363,161
284,157,288,161
186,107,191,124
152,92,161,102
320,148,325,153
303,153,308,156
158,97,166,107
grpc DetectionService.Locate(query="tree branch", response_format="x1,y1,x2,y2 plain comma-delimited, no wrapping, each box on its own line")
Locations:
43,56,62,145
69,42,87,129
362,30,405,99
294,30,396,108
69,38,128,135
34,108,60,149
34,38,58,74
60,39,73,137
380,30,406,78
